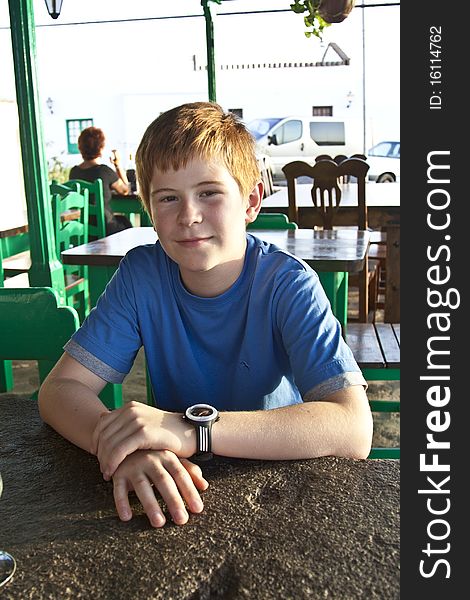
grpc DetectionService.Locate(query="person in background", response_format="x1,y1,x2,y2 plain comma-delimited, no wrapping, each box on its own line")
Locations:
69,126,133,235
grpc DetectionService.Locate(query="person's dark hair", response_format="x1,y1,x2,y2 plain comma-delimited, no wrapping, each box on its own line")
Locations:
78,127,106,160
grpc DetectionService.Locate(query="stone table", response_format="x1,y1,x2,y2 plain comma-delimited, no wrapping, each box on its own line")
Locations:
0,396,399,599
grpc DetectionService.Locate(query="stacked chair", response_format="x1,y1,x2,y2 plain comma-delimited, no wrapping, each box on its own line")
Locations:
247,213,297,230
50,181,90,322
282,157,380,323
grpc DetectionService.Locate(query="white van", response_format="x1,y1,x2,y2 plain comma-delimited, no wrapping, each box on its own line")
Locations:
247,116,361,180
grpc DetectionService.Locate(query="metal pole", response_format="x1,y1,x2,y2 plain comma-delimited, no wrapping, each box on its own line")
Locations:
8,0,65,298
201,0,217,102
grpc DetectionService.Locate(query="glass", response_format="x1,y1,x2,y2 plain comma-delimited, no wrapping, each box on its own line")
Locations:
0,473,17,588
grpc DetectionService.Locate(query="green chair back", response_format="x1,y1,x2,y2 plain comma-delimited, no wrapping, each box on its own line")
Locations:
51,187,90,322
66,178,106,240
0,287,80,395
247,213,298,230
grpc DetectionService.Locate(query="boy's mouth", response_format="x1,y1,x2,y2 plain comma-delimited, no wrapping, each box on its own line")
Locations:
176,236,212,246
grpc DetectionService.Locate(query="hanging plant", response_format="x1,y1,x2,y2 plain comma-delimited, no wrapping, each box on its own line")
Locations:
318,0,355,23
290,0,355,39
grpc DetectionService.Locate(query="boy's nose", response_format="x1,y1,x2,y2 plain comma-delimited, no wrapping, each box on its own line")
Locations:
177,198,203,226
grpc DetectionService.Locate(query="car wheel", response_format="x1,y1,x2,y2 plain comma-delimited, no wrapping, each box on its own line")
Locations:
377,173,395,183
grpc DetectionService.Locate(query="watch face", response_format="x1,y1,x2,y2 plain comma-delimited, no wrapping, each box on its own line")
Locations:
185,404,218,422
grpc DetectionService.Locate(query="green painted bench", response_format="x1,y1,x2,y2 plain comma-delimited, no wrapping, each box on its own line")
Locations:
346,322,400,459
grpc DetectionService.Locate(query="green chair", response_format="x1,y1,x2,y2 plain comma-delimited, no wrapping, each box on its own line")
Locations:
1,232,30,278
0,287,80,398
51,181,124,409
247,213,298,230
65,179,106,240
51,188,90,322
0,286,123,409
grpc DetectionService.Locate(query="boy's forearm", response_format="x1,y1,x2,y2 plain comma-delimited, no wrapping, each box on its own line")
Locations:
211,391,373,461
38,377,108,455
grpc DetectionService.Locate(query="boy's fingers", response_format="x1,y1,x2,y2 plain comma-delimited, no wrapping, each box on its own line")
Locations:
112,478,133,522
151,470,190,526
181,459,209,491
132,477,167,528
111,451,206,528
165,458,205,514
91,410,112,454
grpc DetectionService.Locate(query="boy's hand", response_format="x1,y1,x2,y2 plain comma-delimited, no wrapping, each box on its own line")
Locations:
112,449,208,527
92,402,196,480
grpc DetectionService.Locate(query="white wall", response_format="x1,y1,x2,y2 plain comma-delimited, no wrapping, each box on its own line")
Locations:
0,100,26,228
0,0,399,168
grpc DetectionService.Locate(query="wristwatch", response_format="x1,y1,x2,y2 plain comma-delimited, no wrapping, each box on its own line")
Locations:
183,404,220,460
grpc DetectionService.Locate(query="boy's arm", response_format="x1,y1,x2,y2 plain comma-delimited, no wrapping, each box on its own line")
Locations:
38,352,198,462
38,353,113,453
38,354,209,528
94,384,373,480
212,385,373,460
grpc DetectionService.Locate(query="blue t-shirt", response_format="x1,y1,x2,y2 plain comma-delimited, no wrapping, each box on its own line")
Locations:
65,234,365,412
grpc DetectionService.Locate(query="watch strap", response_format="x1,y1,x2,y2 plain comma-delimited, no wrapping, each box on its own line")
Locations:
193,416,219,460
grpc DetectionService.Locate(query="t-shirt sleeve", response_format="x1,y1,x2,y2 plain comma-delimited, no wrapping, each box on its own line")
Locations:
101,165,119,188
64,255,142,382
274,268,366,398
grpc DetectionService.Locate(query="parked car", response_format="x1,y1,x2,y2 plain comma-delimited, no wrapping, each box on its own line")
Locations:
367,141,400,182
247,116,361,180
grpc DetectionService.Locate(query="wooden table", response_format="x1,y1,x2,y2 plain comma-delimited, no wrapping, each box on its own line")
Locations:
0,395,400,599
264,182,400,229
62,227,371,330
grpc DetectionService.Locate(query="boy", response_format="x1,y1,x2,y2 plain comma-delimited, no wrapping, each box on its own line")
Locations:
39,102,372,529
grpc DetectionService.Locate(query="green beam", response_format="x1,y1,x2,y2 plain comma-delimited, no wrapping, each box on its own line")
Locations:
201,0,217,102
8,0,65,299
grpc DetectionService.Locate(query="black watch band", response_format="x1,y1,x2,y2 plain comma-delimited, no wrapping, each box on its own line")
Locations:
183,404,220,461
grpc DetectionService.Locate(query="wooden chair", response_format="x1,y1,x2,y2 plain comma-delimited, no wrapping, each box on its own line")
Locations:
51,187,90,322
282,158,380,322
65,178,106,240
247,213,298,230
333,154,350,182
333,154,348,165
257,156,275,199
315,154,333,162
0,287,80,398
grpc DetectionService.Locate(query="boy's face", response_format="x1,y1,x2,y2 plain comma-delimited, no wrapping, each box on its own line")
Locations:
149,157,262,296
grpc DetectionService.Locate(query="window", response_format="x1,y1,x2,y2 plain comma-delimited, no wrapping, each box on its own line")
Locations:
66,118,94,154
273,120,302,145
310,121,345,146
312,106,333,116
368,141,400,158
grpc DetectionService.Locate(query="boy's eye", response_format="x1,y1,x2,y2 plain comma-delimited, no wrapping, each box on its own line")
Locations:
200,190,219,198
160,195,177,203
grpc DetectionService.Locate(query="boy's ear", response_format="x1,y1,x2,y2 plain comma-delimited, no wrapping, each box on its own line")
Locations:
245,181,264,224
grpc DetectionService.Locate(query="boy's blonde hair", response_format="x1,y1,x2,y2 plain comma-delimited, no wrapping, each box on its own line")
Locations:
135,102,260,213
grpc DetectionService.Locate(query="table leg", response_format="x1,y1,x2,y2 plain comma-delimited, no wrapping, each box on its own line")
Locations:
0,360,14,392
0,247,14,391
87,265,122,409
336,271,348,335
99,384,123,409
318,271,348,332
88,265,117,308
140,212,152,227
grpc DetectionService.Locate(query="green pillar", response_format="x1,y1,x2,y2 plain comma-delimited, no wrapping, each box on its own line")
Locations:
201,0,218,102
8,0,65,300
